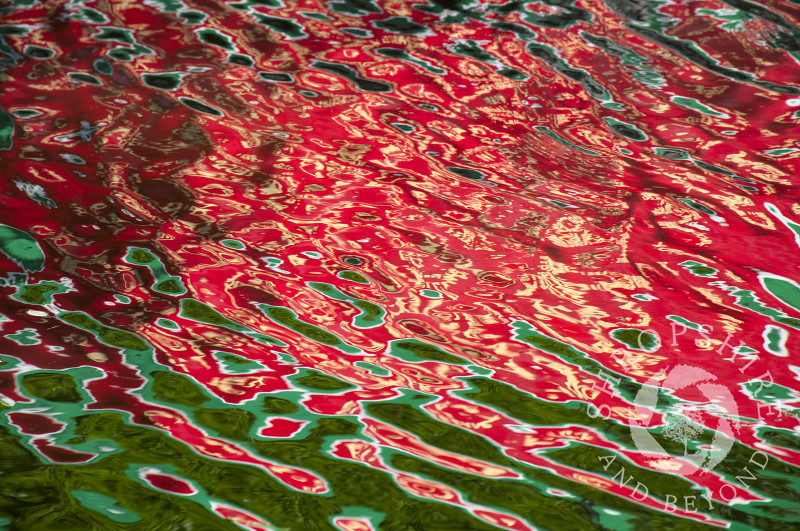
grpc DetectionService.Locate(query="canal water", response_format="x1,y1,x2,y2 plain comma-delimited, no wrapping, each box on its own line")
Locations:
0,0,799,529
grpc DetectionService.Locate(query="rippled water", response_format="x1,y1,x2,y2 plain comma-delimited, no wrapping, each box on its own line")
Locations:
1,0,800,529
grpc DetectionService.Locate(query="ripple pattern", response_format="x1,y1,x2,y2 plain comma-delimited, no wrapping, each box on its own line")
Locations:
1,0,800,529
